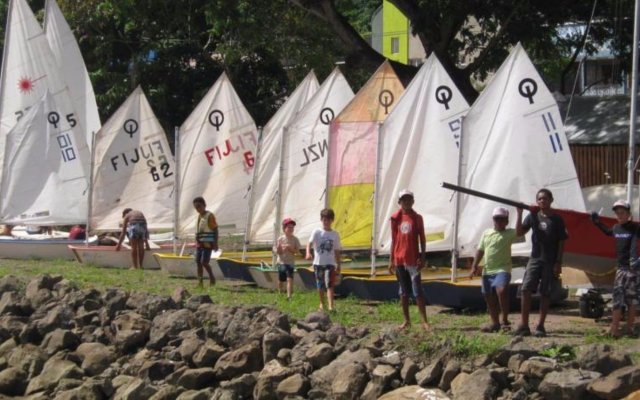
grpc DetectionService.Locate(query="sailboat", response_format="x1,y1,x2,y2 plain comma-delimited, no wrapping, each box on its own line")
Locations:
0,0,95,260
69,87,175,269
154,72,258,280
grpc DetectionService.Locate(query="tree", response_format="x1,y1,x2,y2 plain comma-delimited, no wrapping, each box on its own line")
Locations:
292,0,634,102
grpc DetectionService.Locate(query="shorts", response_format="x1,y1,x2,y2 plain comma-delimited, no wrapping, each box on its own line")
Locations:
278,264,294,282
521,259,555,297
481,272,511,295
314,265,336,290
396,265,425,299
126,222,148,240
194,247,212,265
612,268,639,309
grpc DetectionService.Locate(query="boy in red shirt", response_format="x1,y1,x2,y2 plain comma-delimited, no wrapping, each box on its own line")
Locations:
388,189,430,332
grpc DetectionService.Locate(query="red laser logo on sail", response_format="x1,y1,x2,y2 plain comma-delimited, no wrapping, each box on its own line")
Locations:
17,76,35,94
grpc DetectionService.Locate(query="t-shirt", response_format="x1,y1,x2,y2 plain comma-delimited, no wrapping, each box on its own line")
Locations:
196,211,218,249
478,228,519,275
390,209,426,266
309,228,341,266
595,221,640,269
274,234,301,265
522,211,568,264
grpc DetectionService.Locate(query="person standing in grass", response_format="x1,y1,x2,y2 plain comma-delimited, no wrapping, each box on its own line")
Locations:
193,197,218,287
306,208,341,312
116,208,150,270
514,188,568,337
470,207,523,333
274,218,301,299
591,200,639,338
388,189,430,332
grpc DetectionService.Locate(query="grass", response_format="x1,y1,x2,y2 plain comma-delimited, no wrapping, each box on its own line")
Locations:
0,257,635,362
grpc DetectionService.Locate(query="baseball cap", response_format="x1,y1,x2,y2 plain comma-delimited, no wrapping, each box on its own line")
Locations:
492,207,509,218
612,200,631,211
398,189,414,200
282,218,296,227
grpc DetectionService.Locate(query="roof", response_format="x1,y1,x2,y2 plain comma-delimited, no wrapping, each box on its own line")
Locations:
562,95,639,144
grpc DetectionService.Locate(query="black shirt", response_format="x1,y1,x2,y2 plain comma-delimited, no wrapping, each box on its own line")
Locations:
522,211,568,264
595,221,640,269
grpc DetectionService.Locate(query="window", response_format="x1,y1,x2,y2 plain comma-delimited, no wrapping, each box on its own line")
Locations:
391,37,400,54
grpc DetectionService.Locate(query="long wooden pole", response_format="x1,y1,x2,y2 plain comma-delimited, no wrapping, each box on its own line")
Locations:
441,182,530,210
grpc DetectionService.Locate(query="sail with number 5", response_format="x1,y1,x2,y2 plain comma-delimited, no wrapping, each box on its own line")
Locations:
90,87,175,232
456,43,586,258
178,73,258,238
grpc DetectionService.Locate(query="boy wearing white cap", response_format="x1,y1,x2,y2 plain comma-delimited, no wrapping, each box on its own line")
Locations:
388,189,430,332
471,206,523,332
591,200,640,338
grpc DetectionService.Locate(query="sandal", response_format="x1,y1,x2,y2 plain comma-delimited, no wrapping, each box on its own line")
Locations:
480,323,500,333
512,325,531,337
533,325,547,338
501,322,511,332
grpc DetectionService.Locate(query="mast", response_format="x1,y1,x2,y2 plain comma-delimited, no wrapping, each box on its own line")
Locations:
173,126,180,254
85,131,96,244
451,116,465,282
629,0,640,207
370,122,384,276
273,126,288,266
242,126,263,261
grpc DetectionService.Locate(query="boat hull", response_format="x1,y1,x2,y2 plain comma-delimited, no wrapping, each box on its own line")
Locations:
69,245,168,270
248,267,307,291
0,238,82,260
153,253,224,280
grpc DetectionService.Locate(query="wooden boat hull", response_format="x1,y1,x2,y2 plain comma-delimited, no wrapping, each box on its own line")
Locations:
152,253,225,280
69,245,168,270
0,238,83,260
248,267,307,291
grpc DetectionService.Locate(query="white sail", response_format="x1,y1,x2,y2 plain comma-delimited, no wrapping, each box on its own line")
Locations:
457,43,586,257
246,71,319,244
178,72,258,237
1,91,89,224
90,87,174,232
375,55,469,254
280,67,354,241
44,0,101,146
0,0,85,182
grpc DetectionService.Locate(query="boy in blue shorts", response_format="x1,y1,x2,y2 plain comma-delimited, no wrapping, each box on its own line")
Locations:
306,208,341,312
471,207,523,332
274,218,301,299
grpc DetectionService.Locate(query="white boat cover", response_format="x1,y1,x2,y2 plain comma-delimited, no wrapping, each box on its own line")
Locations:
178,72,258,237
1,91,89,224
375,55,469,254
44,0,101,146
246,71,319,244
280,67,354,242
91,87,174,232
457,43,586,257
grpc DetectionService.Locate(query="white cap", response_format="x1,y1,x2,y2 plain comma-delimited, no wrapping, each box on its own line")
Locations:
612,200,631,211
398,189,414,200
492,207,509,218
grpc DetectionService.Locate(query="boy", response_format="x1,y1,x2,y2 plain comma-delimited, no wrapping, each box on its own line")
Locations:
193,197,218,287
388,189,430,332
306,208,341,312
470,207,523,332
591,200,639,338
274,218,301,299
116,208,150,269
514,188,568,337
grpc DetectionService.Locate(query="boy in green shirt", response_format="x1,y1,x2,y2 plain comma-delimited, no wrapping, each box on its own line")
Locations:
470,207,523,332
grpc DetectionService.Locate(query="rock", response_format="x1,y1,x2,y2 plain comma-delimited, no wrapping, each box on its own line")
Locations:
304,311,331,331
536,368,601,400
113,378,157,400
331,362,368,400
305,342,334,369
624,389,640,400
310,348,373,394
588,365,640,400
360,381,385,400
25,356,84,395
507,354,526,374
451,369,499,400
253,359,291,400
439,359,461,391
372,363,398,387
378,386,451,400
176,388,214,400
35,305,74,336
139,359,177,381
0,275,22,294
218,372,257,399
111,312,151,353
492,340,538,367
0,291,31,316
400,358,419,385
416,356,444,387
276,373,309,398
263,327,294,364
214,341,263,381
518,357,557,379
185,295,212,311
52,279,78,297
0,316,26,339
177,368,216,390
0,366,27,396
7,343,47,379
55,379,112,400
149,385,186,400
171,287,191,305
178,336,203,365
277,348,291,365
134,295,178,321
193,339,226,368
40,329,80,355
101,289,129,323
147,309,197,350
76,342,115,376
577,344,632,375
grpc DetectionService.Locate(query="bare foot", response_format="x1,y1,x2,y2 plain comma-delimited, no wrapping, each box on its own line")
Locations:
318,303,324,311
397,322,410,331
422,322,432,332
209,279,216,286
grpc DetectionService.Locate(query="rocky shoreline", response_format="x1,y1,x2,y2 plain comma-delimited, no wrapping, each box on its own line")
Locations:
0,274,638,399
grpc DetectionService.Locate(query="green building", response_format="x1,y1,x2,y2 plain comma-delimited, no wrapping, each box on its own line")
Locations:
370,1,426,66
